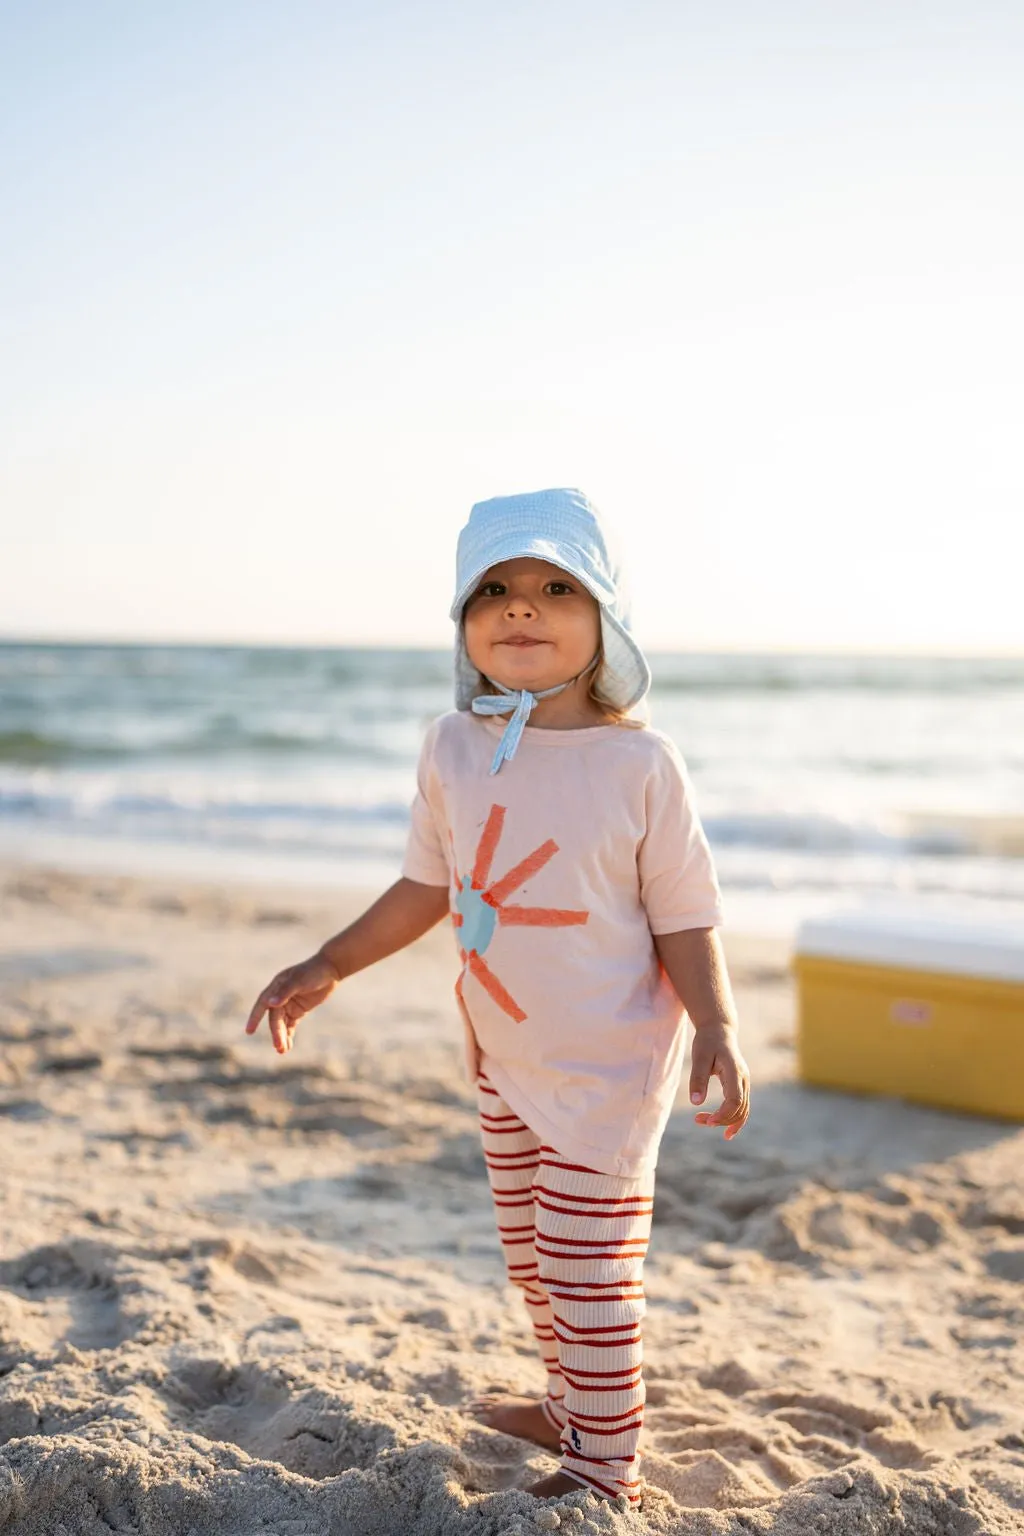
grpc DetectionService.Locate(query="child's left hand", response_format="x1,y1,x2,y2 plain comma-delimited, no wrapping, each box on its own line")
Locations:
689,1022,750,1140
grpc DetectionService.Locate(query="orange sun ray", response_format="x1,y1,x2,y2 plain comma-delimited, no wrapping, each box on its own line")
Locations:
485,838,558,905
466,950,526,1022
498,905,589,927
471,805,506,890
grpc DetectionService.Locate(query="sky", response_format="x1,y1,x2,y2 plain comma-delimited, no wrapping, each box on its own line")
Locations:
2,1,1022,653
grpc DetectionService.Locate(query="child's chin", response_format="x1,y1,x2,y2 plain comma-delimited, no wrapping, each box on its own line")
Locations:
491,660,557,691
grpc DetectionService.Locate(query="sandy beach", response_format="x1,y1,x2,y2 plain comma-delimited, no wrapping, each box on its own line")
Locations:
1,858,1022,1535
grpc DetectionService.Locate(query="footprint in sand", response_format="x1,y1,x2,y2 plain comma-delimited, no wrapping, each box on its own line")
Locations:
160,1358,400,1478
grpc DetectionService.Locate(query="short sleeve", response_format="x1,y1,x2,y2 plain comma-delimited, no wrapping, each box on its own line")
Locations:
638,737,724,935
400,719,452,888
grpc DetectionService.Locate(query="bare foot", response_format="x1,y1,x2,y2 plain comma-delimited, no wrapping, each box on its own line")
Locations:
470,1395,563,1453
526,1471,587,1499
526,1470,643,1508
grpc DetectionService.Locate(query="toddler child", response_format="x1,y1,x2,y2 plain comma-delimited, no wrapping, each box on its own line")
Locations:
245,488,750,1507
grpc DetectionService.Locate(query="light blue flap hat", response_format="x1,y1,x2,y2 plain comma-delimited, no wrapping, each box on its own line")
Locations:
451,488,652,773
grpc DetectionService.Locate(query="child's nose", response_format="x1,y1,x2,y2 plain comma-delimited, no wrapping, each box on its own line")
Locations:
504,592,536,616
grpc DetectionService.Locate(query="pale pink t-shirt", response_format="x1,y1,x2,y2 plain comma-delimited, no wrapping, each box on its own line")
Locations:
401,710,724,1178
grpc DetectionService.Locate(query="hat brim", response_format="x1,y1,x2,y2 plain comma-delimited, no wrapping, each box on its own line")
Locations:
449,536,615,621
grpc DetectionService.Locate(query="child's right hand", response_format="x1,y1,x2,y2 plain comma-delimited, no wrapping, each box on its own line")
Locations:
244,952,341,1054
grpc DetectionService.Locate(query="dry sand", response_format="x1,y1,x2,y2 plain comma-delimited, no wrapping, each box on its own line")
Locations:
0,859,1021,1535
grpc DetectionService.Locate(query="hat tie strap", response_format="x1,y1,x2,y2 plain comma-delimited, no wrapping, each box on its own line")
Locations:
470,654,599,774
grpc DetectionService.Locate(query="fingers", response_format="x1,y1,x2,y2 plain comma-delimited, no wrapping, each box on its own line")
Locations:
244,981,278,1036
268,997,304,1055
268,1006,289,1054
697,1085,750,1136
244,972,293,1038
694,1091,745,1129
688,1039,712,1106
691,1038,751,1139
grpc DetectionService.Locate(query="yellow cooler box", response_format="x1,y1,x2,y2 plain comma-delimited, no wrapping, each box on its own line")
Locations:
793,908,1024,1120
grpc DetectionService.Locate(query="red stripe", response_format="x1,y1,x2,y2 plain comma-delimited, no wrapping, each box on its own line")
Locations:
536,1232,648,1250
555,1376,644,1388
535,1244,648,1261
559,1448,638,1470
566,1420,643,1438
535,1196,653,1220
480,1110,522,1123
548,1291,641,1303
568,1407,644,1425
493,1197,534,1208
541,1279,643,1292
561,1468,637,1502
554,1330,642,1349
534,1185,652,1207
486,1147,541,1161
538,1156,605,1175
478,1083,499,1096
506,1263,537,1274
538,1244,648,1258
482,1123,535,1136
537,1247,647,1259
552,1317,639,1335
485,1158,540,1172
497,1223,535,1234
561,1378,643,1395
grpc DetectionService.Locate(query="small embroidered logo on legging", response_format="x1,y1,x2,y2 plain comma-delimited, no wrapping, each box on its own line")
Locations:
569,1426,582,1451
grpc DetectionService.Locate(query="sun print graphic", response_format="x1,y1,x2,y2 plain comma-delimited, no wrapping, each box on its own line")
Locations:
450,804,588,1022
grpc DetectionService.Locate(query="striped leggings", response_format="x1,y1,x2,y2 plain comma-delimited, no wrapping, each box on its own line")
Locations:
478,1074,654,1504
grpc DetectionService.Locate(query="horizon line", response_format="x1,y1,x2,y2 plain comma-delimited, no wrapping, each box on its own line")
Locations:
2,634,1022,661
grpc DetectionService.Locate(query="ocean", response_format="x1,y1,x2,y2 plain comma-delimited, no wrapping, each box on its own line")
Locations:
3,642,1022,937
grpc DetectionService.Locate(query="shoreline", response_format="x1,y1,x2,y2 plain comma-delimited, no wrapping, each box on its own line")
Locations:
0,829,874,945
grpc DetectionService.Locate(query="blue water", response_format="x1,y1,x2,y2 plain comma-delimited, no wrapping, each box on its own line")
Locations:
2,643,1022,935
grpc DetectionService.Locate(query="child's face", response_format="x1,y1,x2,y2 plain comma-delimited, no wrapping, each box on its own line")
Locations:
462,557,601,692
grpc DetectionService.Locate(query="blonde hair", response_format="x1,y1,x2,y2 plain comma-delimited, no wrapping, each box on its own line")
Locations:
471,640,647,730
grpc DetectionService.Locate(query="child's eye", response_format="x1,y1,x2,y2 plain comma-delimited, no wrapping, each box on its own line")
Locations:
473,579,574,599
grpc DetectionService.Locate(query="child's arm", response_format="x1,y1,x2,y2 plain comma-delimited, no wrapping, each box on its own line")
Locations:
653,927,751,1140
245,877,450,1054
319,877,451,979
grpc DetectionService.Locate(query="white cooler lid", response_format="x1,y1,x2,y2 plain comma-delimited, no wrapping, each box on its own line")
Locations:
795,906,1024,984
